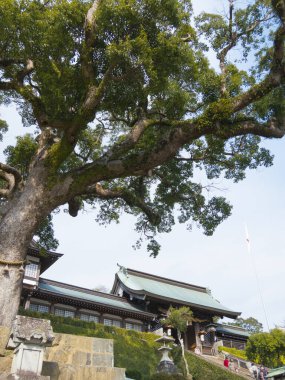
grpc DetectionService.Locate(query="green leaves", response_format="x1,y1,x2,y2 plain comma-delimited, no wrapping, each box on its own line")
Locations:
246,328,285,367
34,214,59,251
4,134,37,178
0,0,283,258
227,316,263,334
163,306,193,334
0,119,8,142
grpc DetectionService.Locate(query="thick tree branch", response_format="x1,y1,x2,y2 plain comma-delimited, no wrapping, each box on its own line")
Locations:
0,81,15,91
216,118,285,139
85,183,161,225
0,170,14,197
72,62,116,136
82,0,102,82
218,3,273,96
104,118,157,160
233,40,284,112
0,163,22,193
0,58,24,67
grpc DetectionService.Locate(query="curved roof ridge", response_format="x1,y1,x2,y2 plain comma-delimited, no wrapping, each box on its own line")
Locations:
125,267,208,293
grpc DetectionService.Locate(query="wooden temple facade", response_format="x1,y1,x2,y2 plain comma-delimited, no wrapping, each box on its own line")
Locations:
20,244,249,352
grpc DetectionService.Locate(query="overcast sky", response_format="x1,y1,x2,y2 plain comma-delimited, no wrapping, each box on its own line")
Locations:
0,0,284,331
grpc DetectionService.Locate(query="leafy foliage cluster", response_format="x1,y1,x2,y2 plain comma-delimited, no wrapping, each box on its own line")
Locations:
0,0,283,256
245,328,285,368
218,346,247,361
163,306,193,334
226,317,263,334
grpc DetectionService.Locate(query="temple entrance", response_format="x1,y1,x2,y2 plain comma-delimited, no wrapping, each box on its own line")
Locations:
185,325,196,351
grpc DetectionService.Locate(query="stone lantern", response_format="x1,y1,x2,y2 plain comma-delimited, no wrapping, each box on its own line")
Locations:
7,315,54,379
155,334,178,374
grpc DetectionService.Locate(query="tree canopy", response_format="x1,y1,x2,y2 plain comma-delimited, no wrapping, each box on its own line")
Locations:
227,316,263,334
246,328,285,367
163,306,194,335
0,0,284,258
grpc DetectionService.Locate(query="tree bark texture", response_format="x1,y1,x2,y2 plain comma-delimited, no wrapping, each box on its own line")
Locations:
0,166,54,347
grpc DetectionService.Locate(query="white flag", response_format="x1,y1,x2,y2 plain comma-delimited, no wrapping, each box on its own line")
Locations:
245,224,251,252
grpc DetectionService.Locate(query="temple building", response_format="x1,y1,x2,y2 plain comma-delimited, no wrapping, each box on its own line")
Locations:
20,243,249,353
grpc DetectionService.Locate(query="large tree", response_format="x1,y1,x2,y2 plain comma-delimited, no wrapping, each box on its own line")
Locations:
0,0,284,346
246,328,285,367
226,316,263,334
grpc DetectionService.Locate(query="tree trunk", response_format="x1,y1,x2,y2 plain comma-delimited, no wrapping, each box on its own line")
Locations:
178,330,191,378
0,262,24,350
0,167,53,349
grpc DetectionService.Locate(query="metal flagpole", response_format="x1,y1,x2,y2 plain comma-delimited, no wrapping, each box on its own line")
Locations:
245,224,270,332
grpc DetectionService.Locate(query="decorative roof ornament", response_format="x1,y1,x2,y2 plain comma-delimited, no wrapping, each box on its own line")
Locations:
117,263,128,277
206,287,212,295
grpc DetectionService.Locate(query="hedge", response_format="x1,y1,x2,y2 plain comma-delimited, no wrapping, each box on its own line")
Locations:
218,346,247,360
19,308,246,380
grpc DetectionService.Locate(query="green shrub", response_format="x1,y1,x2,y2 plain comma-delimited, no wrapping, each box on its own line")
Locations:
218,346,247,360
151,374,186,380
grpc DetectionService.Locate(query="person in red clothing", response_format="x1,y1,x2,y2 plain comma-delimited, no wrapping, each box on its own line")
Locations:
224,356,229,368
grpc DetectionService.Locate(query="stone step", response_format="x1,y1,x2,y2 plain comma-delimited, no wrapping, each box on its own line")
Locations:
194,353,252,379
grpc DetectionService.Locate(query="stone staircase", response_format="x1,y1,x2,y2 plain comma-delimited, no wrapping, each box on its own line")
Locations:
42,333,126,380
189,351,253,379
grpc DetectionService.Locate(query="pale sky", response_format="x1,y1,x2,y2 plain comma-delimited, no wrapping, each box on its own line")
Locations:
0,0,284,331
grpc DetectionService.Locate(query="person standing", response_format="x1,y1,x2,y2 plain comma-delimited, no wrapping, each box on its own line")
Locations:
250,363,258,379
259,365,267,380
224,356,229,369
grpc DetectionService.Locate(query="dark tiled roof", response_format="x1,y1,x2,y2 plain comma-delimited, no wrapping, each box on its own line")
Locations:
37,278,154,319
113,267,240,318
215,324,250,338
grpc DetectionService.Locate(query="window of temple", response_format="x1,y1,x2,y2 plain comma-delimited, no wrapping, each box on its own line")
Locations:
103,318,121,327
29,303,49,313
79,313,99,323
25,263,39,278
54,308,75,318
112,320,121,328
125,322,142,332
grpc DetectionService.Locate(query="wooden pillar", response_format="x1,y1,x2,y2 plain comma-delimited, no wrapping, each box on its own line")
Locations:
74,307,80,319
50,303,55,315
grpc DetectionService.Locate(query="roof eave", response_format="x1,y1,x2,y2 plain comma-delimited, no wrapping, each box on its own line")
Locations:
117,281,240,318
35,288,155,320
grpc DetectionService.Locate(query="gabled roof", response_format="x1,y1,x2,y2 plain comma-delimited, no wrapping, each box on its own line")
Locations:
36,278,154,320
267,367,285,378
28,241,63,274
112,266,240,319
215,324,250,338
